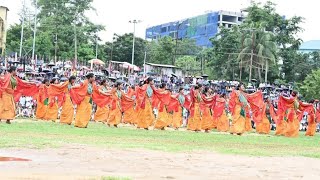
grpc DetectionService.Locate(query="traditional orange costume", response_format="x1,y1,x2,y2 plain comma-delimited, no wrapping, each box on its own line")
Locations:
94,86,110,123
48,81,74,124
200,94,215,131
298,102,317,136
275,96,299,137
0,74,38,120
71,80,93,128
187,88,202,131
36,84,48,120
246,91,269,134
122,88,136,124
229,90,249,135
136,84,155,129
153,88,171,130
214,97,229,132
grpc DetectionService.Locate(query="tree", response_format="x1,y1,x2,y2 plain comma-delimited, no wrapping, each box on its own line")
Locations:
208,26,242,80
238,27,277,82
207,1,303,83
104,33,146,66
176,56,201,76
148,37,200,65
6,0,105,62
299,69,320,100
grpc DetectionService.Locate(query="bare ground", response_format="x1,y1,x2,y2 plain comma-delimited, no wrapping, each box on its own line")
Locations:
1,144,320,180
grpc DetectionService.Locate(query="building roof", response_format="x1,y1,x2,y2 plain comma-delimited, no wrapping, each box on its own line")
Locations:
146,63,176,68
0,6,9,11
299,40,320,50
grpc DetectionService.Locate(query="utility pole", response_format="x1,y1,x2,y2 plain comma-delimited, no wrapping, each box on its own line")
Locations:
32,0,37,70
249,30,255,82
143,49,147,77
129,20,141,66
19,0,26,59
54,34,58,64
95,34,98,59
109,35,115,75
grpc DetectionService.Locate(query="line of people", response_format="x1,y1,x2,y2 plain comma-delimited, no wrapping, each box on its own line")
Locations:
1,66,319,137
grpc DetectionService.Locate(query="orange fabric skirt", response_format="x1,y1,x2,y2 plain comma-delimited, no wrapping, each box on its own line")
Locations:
172,107,183,129
0,97,3,119
245,117,252,132
123,107,135,124
133,104,140,125
75,96,92,128
285,118,300,138
230,105,246,134
216,111,230,132
36,97,47,120
275,120,287,136
154,109,169,129
60,95,74,125
137,99,154,129
107,105,122,126
201,107,213,131
45,99,58,121
256,116,270,134
94,105,109,123
0,92,15,120
187,103,201,131
305,119,317,136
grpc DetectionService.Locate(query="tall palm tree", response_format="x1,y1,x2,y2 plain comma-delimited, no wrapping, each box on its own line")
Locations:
238,27,277,82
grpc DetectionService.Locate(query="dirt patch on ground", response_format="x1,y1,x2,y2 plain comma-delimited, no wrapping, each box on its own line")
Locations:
1,144,320,180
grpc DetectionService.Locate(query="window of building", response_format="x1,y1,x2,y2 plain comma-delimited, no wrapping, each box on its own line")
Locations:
161,27,167,33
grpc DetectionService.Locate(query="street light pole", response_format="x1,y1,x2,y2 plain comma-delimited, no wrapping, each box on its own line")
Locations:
32,0,37,69
95,35,98,59
109,35,116,75
129,20,141,66
19,0,26,59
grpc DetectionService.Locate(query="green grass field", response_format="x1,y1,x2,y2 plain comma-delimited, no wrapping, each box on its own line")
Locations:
1,120,320,158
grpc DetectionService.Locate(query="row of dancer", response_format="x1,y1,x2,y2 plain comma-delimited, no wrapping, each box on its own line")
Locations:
1,66,319,137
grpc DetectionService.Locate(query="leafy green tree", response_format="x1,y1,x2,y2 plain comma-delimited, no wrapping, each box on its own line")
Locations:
238,27,277,82
104,33,146,66
147,36,200,65
176,56,201,76
208,26,242,80
6,0,104,62
299,69,320,100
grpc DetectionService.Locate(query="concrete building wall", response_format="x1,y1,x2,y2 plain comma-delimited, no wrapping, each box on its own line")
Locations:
0,6,9,56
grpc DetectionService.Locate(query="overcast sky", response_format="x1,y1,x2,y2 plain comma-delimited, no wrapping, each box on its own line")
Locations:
1,0,319,42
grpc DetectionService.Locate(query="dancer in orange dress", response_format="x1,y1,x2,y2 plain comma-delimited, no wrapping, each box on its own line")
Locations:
45,78,60,121
0,66,37,123
94,79,110,123
59,76,76,125
229,84,250,135
255,102,271,134
170,87,187,130
71,73,95,128
36,79,50,120
299,100,317,136
122,85,136,124
136,77,156,130
215,93,229,132
187,85,202,132
201,87,215,132
154,83,171,130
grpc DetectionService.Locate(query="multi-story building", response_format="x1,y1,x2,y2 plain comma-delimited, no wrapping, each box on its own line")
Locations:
0,6,9,56
145,10,244,47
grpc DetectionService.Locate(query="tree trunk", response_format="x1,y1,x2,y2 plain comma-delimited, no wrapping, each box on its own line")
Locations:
258,67,262,83
265,60,269,83
249,49,253,82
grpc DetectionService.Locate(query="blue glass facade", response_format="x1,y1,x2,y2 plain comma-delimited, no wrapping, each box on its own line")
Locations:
146,12,220,47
